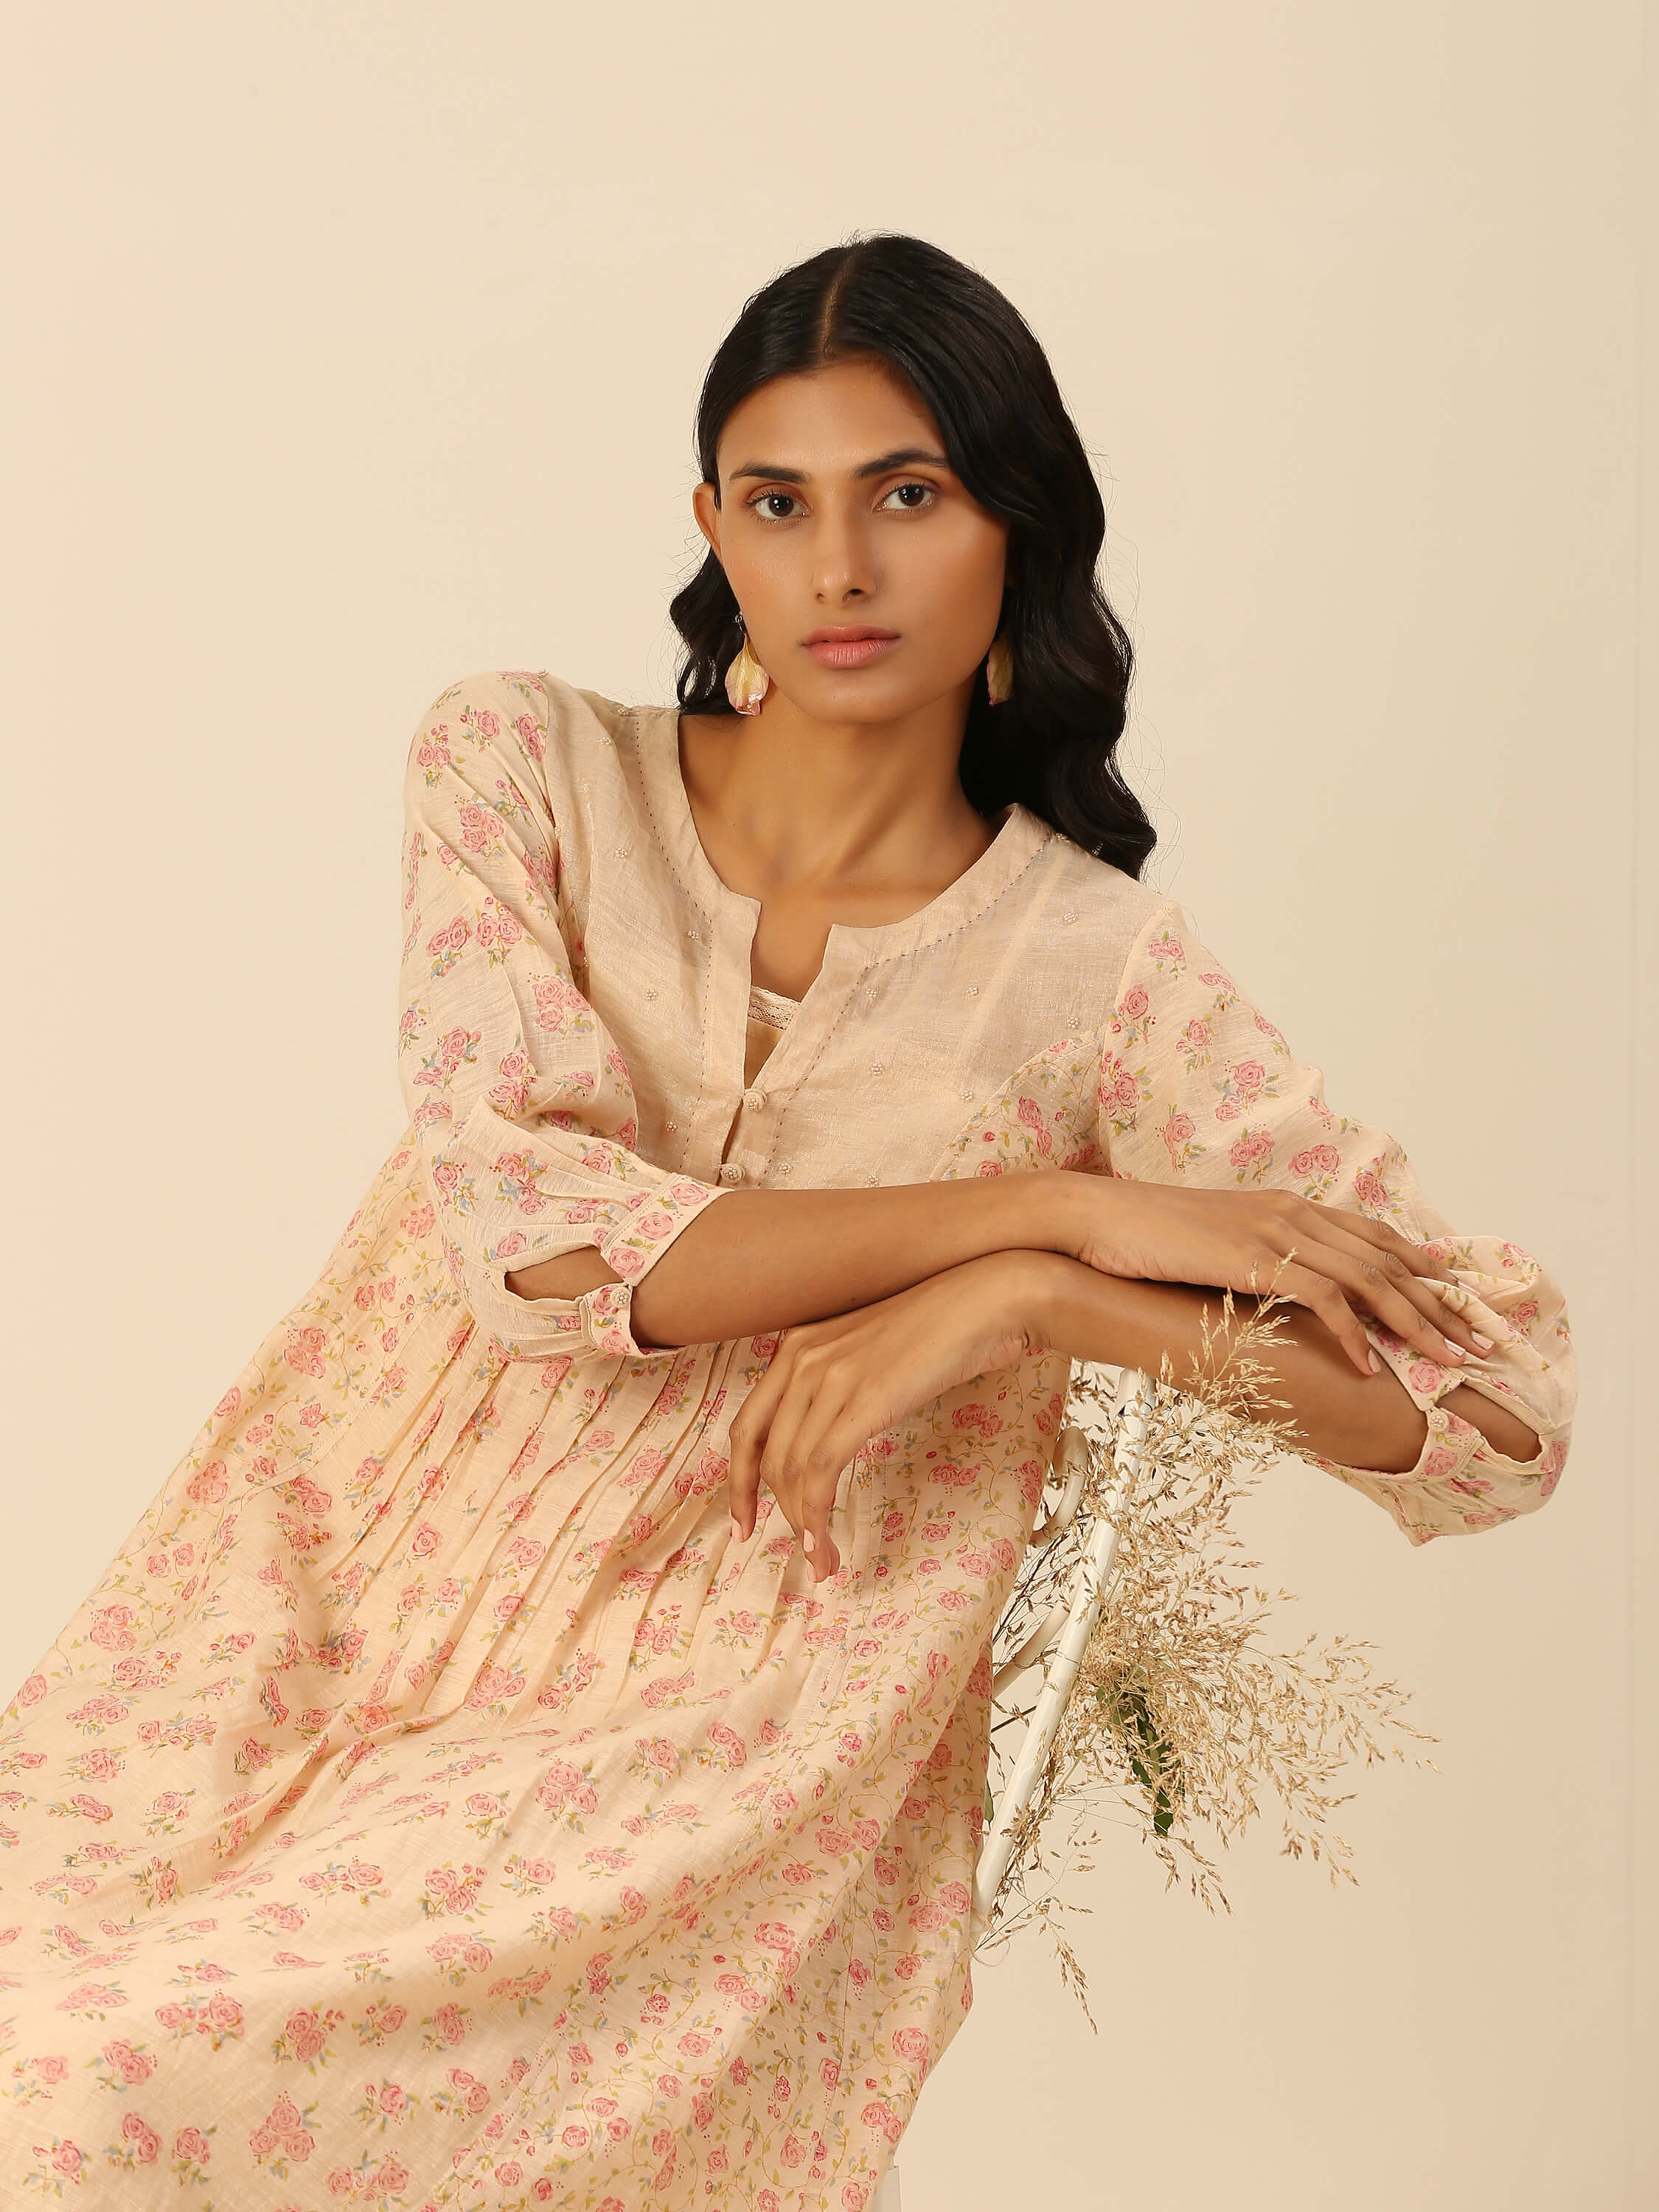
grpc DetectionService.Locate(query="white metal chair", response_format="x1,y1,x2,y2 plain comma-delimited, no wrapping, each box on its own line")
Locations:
873,1363,1156,2212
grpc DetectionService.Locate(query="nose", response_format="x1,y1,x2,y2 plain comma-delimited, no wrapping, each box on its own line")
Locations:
812,498,877,605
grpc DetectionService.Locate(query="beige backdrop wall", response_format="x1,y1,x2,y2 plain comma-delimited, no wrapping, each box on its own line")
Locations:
4,4,1653,2207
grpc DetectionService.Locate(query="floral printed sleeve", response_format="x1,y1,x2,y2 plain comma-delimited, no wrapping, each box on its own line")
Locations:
398,670,725,1360
1099,900,1576,1545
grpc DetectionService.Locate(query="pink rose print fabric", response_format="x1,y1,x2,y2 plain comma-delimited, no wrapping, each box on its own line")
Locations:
0,673,1573,2207
1097,924,1576,1543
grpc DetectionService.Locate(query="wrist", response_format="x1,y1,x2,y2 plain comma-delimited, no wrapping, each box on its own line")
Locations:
1034,1169,1094,1263
975,1166,1092,1262
992,1248,1077,1348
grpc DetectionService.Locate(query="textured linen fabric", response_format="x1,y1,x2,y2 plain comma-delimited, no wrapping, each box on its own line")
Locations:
0,671,1574,2209
743,988,798,1089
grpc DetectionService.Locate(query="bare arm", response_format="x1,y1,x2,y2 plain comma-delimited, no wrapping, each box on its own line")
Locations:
731,1250,1543,1576
1020,1253,1541,1472
506,1175,1068,1348
507,1171,1490,1377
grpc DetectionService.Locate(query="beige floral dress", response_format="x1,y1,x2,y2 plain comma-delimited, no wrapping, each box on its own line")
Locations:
0,672,1576,2211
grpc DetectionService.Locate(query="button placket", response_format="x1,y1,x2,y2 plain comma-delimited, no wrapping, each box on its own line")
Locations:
734,939,866,1189
686,900,759,1184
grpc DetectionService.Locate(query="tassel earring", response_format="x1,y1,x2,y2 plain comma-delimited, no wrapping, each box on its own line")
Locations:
725,624,771,716
985,633,1014,706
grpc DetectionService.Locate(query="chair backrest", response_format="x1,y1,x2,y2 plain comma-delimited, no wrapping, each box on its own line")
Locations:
971,1364,1156,1941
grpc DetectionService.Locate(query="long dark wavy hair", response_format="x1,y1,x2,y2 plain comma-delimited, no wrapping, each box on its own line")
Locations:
669,234,1155,878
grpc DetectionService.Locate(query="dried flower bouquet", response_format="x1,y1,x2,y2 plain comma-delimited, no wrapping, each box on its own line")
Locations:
978,1284,1437,2026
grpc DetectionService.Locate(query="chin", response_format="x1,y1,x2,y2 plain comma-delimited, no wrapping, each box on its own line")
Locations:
787,668,952,726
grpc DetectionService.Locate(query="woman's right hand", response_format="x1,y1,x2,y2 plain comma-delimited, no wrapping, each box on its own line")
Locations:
1051,1172,1492,1377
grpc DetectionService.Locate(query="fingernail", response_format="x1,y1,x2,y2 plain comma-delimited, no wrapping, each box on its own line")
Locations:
1367,1350,1382,1374
730,1515,745,1545
802,1530,815,1554
1444,1341,1467,1360
1471,1330,1494,1352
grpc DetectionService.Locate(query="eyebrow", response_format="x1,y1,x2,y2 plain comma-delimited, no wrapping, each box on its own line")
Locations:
726,445,953,485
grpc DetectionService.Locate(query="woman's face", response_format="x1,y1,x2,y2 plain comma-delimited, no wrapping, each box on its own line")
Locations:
692,355,1009,726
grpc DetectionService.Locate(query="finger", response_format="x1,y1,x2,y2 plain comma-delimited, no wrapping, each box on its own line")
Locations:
1274,1262,1378,1374
1385,1279,1486,1356
801,1484,842,1583
1288,1224,1486,1357
726,1402,768,1545
1270,1204,1455,1304
1284,1229,1484,1367
1333,1210,1458,1285
1419,1278,1497,1356
1366,1276,1484,1367
790,1373,858,1582
755,1354,827,1556
727,1341,794,1542
1305,1212,1446,1293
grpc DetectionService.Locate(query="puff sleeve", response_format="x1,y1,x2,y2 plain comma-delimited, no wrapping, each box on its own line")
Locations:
397,671,726,1360
1099,901,1576,1545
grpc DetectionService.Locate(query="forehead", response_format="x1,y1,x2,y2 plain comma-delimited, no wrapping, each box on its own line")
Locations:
716,356,944,477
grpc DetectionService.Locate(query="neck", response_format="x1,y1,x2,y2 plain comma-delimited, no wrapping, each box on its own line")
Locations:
680,680,996,906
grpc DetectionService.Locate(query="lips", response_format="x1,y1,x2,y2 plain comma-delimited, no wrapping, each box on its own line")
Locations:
803,625,900,670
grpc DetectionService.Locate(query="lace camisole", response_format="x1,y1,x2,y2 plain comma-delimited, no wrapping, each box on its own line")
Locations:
745,980,801,1087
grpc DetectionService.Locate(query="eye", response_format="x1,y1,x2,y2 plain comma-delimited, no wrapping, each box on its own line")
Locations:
749,490,804,522
880,480,936,512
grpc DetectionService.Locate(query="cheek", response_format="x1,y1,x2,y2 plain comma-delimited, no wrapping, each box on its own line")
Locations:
725,509,805,574
720,534,801,622
903,523,1006,635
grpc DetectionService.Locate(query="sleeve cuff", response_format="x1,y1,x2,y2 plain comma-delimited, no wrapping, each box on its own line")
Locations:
1311,1312,1569,1545
485,1274,650,1363
473,1180,728,1363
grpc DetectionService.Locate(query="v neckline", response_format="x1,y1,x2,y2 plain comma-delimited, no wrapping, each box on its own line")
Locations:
641,702,1056,975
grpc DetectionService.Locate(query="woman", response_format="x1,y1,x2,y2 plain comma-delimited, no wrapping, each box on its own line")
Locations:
1,236,1573,2210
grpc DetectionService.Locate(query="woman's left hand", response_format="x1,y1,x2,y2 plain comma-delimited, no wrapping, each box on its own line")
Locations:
726,1252,1045,1582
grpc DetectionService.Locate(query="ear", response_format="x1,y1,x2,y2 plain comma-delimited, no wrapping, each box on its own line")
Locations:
692,480,723,560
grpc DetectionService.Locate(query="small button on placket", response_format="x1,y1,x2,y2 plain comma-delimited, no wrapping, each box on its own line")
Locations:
742,1088,767,1113
718,1162,745,1185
